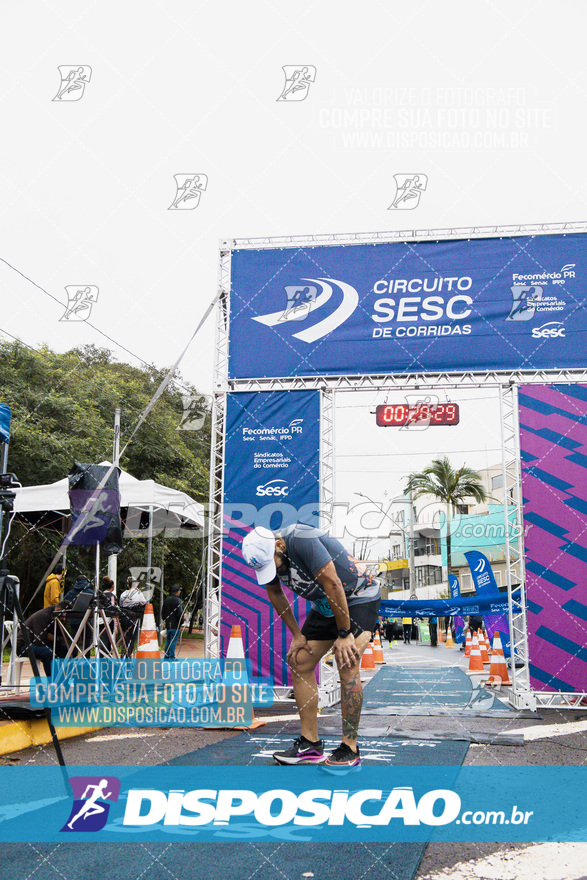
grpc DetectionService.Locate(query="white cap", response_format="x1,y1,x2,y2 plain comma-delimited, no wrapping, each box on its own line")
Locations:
241,527,277,585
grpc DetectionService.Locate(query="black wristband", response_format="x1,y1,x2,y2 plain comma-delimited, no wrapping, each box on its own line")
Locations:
337,628,351,639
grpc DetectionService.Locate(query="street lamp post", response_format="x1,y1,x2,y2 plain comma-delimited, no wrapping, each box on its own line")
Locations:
354,491,416,598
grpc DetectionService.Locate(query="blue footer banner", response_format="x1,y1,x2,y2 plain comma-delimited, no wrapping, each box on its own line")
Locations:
1,766,585,842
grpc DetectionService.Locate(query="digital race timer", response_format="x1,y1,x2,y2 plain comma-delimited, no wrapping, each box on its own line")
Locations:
375,403,460,427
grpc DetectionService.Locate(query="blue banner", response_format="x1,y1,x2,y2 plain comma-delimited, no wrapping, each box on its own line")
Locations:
229,233,587,378
465,550,512,656
1,765,585,842
224,391,320,531
221,390,321,684
0,403,10,444
449,574,465,643
380,592,519,619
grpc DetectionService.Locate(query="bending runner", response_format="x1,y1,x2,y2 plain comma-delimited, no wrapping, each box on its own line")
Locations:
242,524,380,768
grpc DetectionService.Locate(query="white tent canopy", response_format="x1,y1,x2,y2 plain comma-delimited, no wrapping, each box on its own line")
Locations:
13,460,205,530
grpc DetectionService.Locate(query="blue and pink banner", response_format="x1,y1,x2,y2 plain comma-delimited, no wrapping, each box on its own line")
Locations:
519,384,587,693
221,391,320,685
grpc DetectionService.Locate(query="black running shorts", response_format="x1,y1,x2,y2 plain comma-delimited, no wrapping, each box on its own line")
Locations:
301,598,380,642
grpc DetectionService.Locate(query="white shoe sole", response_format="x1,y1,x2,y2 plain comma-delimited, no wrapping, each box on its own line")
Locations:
272,754,326,765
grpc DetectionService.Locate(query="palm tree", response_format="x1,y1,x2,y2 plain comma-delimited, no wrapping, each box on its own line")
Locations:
405,457,489,577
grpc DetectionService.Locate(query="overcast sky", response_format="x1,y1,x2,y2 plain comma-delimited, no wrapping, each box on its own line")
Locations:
0,0,584,502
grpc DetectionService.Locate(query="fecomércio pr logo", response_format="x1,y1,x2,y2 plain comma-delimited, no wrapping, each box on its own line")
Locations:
61,776,120,832
507,263,574,330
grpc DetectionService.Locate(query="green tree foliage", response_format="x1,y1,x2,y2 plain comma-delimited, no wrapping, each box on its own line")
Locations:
405,457,489,575
0,341,210,614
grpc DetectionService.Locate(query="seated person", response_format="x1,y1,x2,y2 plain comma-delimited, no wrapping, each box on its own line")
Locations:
17,601,70,677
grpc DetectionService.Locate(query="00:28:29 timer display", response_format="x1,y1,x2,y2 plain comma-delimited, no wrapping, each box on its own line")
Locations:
375,402,460,427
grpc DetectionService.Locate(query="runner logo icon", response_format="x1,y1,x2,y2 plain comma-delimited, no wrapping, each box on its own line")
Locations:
61,776,120,832
506,285,543,321
388,173,428,210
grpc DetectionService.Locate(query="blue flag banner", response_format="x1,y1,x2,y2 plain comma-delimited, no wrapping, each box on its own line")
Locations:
66,462,122,553
379,592,519,619
0,404,10,444
449,574,465,643
0,765,585,842
465,550,512,657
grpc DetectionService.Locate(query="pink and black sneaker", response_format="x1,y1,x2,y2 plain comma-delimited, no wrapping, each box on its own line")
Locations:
272,736,325,765
324,742,361,769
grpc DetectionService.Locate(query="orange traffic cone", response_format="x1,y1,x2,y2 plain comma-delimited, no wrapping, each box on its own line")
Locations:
224,624,266,729
438,627,444,644
445,628,454,648
487,633,511,685
226,624,245,658
466,634,484,674
479,633,490,664
464,629,472,657
491,631,506,657
360,643,375,670
135,603,160,658
372,634,386,664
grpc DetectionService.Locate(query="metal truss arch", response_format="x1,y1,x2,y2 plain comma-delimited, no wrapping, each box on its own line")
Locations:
207,226,587,710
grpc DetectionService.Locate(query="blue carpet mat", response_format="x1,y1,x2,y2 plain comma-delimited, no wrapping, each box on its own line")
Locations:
168,731,469,766
356,665,515,714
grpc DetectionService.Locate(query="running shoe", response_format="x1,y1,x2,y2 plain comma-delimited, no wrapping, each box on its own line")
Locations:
272,736,325,765
324,742,361,768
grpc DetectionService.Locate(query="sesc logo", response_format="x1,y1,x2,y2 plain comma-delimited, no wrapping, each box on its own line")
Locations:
253,278,359,343
256,479,289,498
531,322,566,339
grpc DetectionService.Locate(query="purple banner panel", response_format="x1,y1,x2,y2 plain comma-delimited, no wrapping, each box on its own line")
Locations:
519,384,587,693
221,523,307,687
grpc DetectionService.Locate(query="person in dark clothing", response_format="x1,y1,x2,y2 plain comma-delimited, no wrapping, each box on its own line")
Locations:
17,602,69,676
384,618,395,646
97,576,119,617
161,586,184,660
428,615,438,647
64,574,93,605
468,614,483,634
402,617,412,644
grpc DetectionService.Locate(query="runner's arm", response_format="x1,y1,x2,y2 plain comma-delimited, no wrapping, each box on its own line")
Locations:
314,562,360,667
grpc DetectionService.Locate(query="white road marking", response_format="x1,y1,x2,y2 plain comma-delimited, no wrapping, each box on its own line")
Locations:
418,842,587,880
86,731,164,742
505,719,587,741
